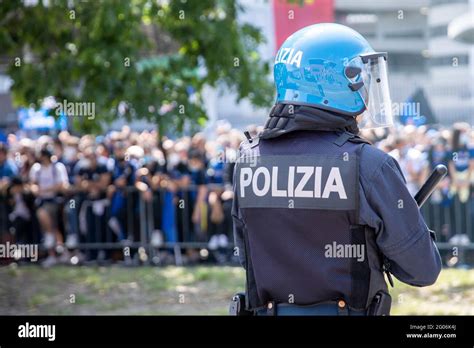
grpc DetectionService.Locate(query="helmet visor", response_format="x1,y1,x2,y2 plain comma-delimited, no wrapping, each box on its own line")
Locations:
348,53,393,129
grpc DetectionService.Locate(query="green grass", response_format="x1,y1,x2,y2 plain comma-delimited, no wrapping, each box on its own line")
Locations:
0,265,472,315
390,268,474,315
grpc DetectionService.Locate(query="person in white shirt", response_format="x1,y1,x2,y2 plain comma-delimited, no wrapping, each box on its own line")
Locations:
388,136,428,196
29,148,69,267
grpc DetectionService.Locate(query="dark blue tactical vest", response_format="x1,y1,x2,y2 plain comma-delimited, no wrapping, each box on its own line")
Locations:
234,130,388,310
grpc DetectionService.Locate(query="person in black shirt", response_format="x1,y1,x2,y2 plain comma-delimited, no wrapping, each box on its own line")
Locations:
72,147,111,260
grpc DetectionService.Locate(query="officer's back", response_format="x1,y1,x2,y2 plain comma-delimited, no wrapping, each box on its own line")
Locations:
231,23,441,316
243,130,364,306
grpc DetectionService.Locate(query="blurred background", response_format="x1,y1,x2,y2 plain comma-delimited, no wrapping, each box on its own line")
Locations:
0,0,473,315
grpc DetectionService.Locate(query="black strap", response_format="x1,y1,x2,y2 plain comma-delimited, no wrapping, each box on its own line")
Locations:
242,224,261,310
349,225,370,309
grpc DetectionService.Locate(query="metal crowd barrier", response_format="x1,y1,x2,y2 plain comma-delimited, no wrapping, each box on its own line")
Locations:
0,188,473,265
420,196,474,246
66,185,235,265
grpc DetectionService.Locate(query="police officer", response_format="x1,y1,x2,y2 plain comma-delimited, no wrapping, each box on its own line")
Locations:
230,23,442,316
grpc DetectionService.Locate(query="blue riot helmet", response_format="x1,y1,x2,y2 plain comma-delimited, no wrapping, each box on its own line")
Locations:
274,23,393,129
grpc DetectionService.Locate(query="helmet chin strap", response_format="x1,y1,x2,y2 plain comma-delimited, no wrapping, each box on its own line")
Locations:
260,103,360,140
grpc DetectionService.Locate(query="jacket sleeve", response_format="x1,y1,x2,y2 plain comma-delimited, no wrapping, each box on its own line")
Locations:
359,152,442,287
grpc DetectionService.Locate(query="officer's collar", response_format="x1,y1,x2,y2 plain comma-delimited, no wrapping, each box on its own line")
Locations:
260,103,360,140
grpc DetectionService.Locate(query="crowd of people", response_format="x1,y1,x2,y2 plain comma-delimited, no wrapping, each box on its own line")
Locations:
0,123,245,266
0,121,473,266
362,122,474,252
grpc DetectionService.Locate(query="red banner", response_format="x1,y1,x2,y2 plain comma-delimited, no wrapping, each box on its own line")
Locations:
272,0,334,52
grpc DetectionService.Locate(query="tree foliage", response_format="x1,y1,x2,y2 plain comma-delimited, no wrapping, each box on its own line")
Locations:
0,0,273,133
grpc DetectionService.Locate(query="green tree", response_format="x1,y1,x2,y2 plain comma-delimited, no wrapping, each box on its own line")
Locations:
0,0,273,133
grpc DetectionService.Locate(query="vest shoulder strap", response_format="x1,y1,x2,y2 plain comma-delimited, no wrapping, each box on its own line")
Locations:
333,131,371,147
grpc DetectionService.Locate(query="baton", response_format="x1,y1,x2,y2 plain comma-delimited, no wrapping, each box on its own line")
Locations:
414,164,448,208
